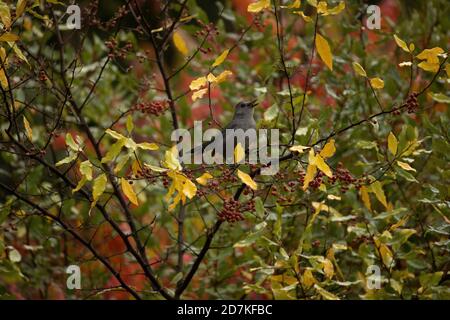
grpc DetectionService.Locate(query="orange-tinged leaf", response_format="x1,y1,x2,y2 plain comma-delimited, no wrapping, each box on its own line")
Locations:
360,186,371,211
247,0,270,13
16,0,27,18
237,169,257,190
316,33,333,71
370,77,384,89
0,33,19,42
121,178,139,206
319,139,336,158
173,31,188,56
323,258,334,279
212,49,229,67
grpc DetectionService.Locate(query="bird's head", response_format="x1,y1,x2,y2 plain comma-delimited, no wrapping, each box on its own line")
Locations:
234,99,258,117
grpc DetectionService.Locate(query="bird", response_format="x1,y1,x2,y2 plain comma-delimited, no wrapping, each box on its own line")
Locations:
185,100,258,164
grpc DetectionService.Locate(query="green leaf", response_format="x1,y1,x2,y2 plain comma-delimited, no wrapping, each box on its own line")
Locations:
55,152,78,166
66,133,81,152
126,115,134,133
101,139,126,163
429,93,450,104
92,173,107,203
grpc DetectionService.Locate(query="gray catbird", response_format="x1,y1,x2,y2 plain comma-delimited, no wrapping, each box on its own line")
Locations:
186,100,257,162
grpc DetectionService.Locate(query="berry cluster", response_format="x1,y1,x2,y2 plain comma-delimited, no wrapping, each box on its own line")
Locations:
328,163,364,193
193,21,219,54
132,101,168,116
405,92,419,113
218,199,244,223
105,38,133,60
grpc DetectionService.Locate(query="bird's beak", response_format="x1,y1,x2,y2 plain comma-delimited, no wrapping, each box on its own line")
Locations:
250,99,258,108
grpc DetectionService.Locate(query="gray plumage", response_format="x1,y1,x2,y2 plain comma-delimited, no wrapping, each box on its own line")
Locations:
188,100,257,160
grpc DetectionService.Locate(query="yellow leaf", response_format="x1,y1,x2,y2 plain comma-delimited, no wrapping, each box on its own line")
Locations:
247,0,270,13
281,0,301,9
189,76,207,90
173,31,188,56
121,178,139,206
137,142,159,150
237,169,257,190
0,66,7,89
72,176,88,194
164,146,182,171
393,34,410,53
302,269,316,288
396,161,416,172
352,62,367,77
196,172,213,186
144,163,168,172
370,77,384,89
92,174,107,203
183,178,197,199
206,73,216,83
323,258,334,279
388,131,398,155
215,70,233,83
370,181,388,208
446,64,450,78
379,243,393,267
315,154,332,178
289,145,309,153
418,61,439,73
16,0,27,18
192,88,208,101
315,33,333,71
0,2,11,28
65,133,80,151
105,129,126,140
79,160,93,180
416,47,444,64
293,11,312,22
303,149,317,190
234,143,245,163
319,139,336,159
326,1,345,15
360,186,371,211
23,116,32,140
212,49,229,67
314,284,340,300
0,33,19,42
